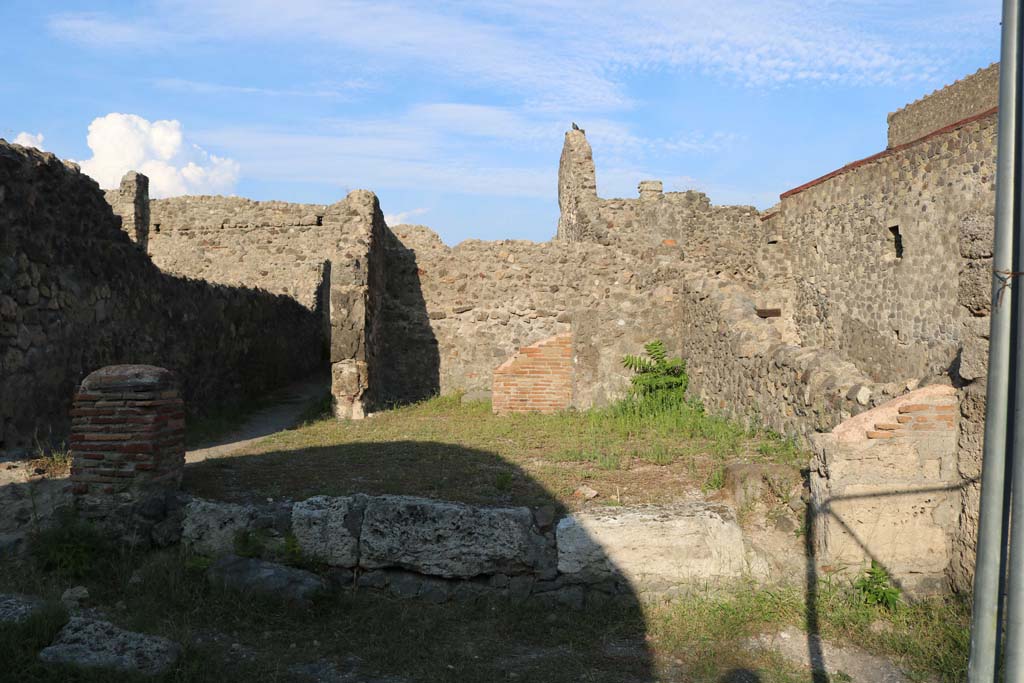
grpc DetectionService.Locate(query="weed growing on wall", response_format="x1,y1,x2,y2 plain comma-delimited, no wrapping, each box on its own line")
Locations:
853,561,901,611
622,340,688,405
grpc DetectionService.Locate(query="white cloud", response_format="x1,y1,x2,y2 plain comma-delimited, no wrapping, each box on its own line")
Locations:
384,208,430,225
13,132,45,150
76,113,240,197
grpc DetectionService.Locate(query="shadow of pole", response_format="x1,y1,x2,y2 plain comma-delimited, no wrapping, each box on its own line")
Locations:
802,477,976,682
804,500,828,683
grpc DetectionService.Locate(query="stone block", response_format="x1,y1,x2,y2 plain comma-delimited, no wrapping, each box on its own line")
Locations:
0,593,45,624
206,555,327,606
39,617,181,676
181,498,257,556
291,495,365,567
556,503,765,587
359,495,551,579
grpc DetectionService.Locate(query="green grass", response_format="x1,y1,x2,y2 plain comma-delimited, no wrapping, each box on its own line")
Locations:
28,512,116,581
184,391,810,510
0,540,970,683
646,581,970,683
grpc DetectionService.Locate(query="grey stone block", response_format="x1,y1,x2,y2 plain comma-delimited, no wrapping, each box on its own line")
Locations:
39,617,181,676
359,495,551,579
206,555,327,606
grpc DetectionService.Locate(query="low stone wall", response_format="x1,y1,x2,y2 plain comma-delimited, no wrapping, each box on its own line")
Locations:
809,386,961,597
673,268,902,440
0,141,321,453
181,494,769,605
492,333,573,414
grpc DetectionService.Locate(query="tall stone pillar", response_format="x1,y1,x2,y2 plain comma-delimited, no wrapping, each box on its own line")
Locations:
556,128,602,242
104,171,150,252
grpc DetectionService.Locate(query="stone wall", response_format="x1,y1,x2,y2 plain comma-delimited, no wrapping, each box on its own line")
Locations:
810,386,960,596
887,63,998,148
0,141,321,452
147,191,388,418
104,172,149,252
554,128,762,283
149,196,329,310
492,333,573,414
769,109,996,384
767,87,998,592
595,192,762,284
380,225,688,408
669,266,903,439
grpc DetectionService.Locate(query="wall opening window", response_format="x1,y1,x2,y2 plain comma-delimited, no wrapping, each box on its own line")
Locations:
154,223,161,233
316,216,323,226
889,226,903,259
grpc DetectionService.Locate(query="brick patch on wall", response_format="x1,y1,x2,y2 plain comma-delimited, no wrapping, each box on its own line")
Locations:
492,333,573,415
866,401,957,439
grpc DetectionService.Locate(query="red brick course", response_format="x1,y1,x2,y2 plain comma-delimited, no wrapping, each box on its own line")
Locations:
492,333,573,415
866,399,957,440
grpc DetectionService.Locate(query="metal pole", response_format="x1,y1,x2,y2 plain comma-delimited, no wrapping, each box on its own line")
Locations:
969,1,1022,680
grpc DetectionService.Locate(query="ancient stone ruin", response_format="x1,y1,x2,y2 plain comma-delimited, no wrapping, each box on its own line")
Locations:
69,365,185,546
0,62,1002,598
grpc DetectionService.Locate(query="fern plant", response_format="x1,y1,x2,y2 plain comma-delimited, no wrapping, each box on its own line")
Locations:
622,340,688,399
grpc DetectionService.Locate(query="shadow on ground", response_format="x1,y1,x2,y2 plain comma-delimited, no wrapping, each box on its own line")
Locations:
179,439,807,681
193,440,661,681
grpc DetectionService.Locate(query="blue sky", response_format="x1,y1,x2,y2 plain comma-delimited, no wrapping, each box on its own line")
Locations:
0,1,1001,243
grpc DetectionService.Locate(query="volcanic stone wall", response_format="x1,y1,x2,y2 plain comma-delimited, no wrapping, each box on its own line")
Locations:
887,63,998,148
767,110,996,384
147,191,388,418
765,99,998,592
149,196,329,310
0,141,321,452
554,129,763,284
595,192,762,284
104,171,150,252
379,224,689,408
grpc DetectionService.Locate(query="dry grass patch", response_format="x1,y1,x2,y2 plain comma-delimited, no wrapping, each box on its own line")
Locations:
184,394,807,510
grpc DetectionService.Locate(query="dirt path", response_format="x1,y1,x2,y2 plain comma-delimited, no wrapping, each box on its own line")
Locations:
186,373,330,464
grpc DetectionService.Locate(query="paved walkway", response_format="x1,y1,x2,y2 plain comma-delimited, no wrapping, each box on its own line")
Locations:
186,373,330,464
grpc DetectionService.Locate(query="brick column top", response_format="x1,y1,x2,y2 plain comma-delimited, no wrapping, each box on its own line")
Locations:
80,365,177,393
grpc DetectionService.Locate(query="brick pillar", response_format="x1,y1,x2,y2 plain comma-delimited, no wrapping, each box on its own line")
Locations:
70,365,185,534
